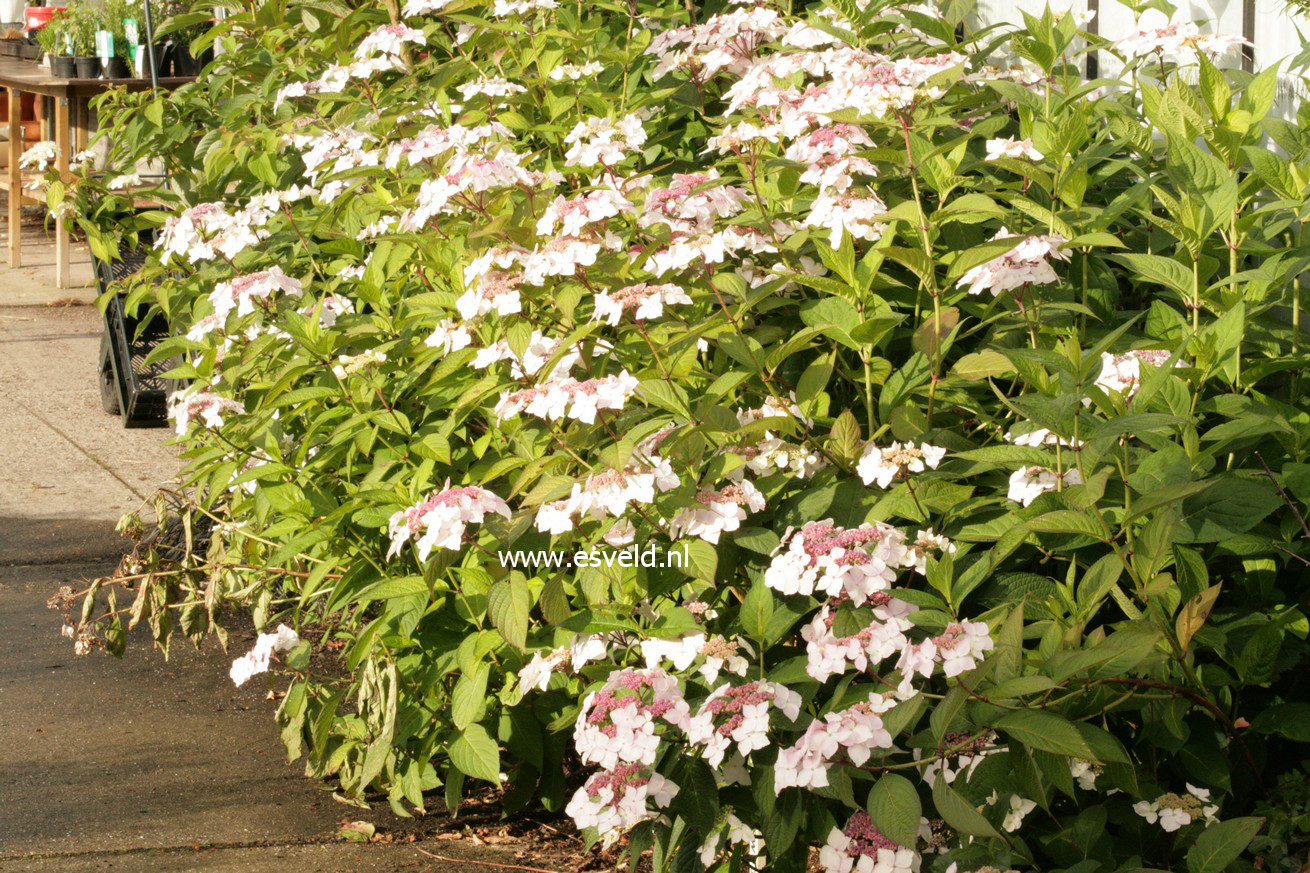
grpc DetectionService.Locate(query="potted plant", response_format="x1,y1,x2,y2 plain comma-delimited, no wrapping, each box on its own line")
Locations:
159,0,209,76
36,11,75,77
100,0,132,78
69,3,102,78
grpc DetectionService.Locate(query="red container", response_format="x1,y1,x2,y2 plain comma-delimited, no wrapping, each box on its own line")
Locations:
24,7,66,31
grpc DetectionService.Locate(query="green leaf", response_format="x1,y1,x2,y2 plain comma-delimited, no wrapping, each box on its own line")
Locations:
680,539,718,582
1176,584,1221,654
487,577,531,650
1114,253,1194,296
1186,817,1264,873
671,757,719,836
952,350,1015,380
996,710,1096,760
829,409,863,462
1177,477,1280,543
740,579,775,639
932,778,1000,838
797,356,835,407
1250,703,1310,741
1023,510,1105,539
867,774,922,849
639,380,691,415
912,306,960,359
452,663,490,729
449,724,502,783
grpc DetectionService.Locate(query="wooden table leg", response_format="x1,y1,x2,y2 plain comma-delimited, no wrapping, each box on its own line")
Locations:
8,87,20,269
75,97,90,158
55,95,69,289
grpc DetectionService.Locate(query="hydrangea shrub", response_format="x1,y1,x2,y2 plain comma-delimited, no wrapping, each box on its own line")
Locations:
49,0,1310,870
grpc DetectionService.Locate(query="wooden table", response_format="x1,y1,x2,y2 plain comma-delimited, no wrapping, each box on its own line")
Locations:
0,57,193,287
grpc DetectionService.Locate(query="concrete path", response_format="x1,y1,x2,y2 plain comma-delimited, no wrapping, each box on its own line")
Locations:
0,307,523,872
0,213,97,306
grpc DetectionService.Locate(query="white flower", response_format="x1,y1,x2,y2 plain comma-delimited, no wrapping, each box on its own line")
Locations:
805,192,887,247
387,482,513,561
776,694,895,790
857,441,947,488
802,599,917,684
957,229,1068,297
905,529,956,576
492,0,558,16
425,319,473,354
1070,758,1101,790
1004,427,1081,448
574,668,690,769
549,61,604,80
1002,794,1037,831
456,77,528,101
1134,784,1219,832
592,283,692,325
167,387,245,435
640,634,706,672
519,635,608,691
931,621,995,677
496,371,640,424
536,189,633,238
1094,349,1184,400
686,680,801,767
1007,466,1083,506
209,266,303,319
564,114,647,167
229,624,300,686
566,764,678,839
669,480,766,544
332,349,388,379
820,812,919,873
355,24,425,61
18,141,57,170
765,519,911,605
107,173,143,190
1114,12,1246,63
985,137,1043,161
402,0,457,15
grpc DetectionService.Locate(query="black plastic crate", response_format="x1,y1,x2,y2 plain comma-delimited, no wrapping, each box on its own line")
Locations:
95,249,181,428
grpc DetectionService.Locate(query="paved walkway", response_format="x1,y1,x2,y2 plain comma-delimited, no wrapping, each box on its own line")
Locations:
0,215,97,306
0,306,517,871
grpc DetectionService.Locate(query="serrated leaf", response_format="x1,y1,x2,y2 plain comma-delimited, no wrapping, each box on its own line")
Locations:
932,778,1000,838
487,577,531,650
1187,817,1264,873
452,663,489,729
1176,584,1221,653
996,710,1096,760
740,579,775,640
829,409,863,461
952,350,1014,380
449,724,501,783
679,539,718,582
867,774,921,849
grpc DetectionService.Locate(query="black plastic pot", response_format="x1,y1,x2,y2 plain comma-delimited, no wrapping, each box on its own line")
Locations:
171,45,211,76
50,55,75,77
73,56,101,78
148,44,172,77
131,43,167,78
103,56,128,78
